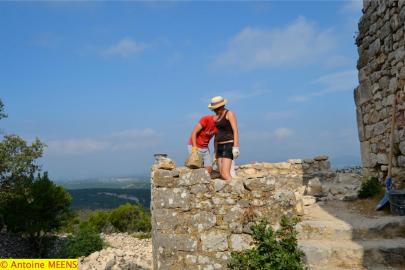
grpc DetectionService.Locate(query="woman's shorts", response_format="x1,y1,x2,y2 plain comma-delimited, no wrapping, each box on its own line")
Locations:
217,143,233,160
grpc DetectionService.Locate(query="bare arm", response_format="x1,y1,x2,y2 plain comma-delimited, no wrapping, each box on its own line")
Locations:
227,111,239,147
190,123,203,148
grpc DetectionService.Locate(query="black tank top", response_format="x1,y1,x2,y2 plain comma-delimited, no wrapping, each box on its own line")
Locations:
216,110,234,143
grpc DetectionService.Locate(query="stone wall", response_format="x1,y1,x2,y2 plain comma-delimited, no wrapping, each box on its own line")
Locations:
150,156,332,270
355,0,405,186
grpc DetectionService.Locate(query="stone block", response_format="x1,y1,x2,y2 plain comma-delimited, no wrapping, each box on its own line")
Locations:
179,168,210,186
153,169,178,187
373,122,386,136
153,188,191,210
155,233,197,252
201,231,229,252
153,209,190,230
302,195,316,206
305,177,323,196
228,180,246,195
156,157,176,170
213,179,226,192
356,80,372,105
397,156,405,167
313,155,328,161
288,159,303,164
192,211,216,232
243,176,275,192
230,234,253,251
273,191,296,207
190,184,209,195
376,153,388,164
223,205,244,223
399,141,405,155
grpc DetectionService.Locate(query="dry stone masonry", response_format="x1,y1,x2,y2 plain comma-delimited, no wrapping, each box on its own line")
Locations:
151,156,334,270
355,0,405,187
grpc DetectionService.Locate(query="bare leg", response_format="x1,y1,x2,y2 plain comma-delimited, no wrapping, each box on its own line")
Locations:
217,158,222,173
220,158,232,180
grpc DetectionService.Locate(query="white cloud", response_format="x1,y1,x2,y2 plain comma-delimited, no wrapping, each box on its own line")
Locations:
214,16,337,69
312,69,357,94
110,128,156,139
340,0,363,13
244,127,293,141
274,128,293,140
101,37,146,58
289,69,357,102
47,128,158,155
47,139,108,155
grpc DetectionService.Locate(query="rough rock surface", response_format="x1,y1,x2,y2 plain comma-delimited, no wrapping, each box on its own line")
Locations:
318,172,363,202
151,156,335,270
355,0,405,188
79,233,152,270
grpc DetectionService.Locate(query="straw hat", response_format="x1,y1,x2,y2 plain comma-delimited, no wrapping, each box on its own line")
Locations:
208,96,228,110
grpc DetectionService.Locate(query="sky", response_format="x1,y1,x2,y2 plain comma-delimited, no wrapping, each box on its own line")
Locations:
0,1,363,180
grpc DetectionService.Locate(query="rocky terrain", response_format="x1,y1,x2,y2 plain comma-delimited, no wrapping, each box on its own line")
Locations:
79,233,152,270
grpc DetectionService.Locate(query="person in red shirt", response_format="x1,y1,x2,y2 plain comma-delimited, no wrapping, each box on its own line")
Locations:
188,115,218,173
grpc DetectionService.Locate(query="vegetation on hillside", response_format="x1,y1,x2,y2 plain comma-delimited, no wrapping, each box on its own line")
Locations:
228,216,305,270
67,188,150,210
69,203,151,234
62,224,104,258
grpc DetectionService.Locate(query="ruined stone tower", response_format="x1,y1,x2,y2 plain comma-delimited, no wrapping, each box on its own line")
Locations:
355,0,405,186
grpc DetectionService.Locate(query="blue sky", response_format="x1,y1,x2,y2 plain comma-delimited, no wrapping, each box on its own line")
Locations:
0,1,363,180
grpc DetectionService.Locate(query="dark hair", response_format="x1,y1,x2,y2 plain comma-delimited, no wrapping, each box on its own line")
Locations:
213,105,225,112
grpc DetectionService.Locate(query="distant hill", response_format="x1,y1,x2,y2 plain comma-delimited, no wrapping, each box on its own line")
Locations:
56,176,150,189
68,188,151,210
330,155,361,169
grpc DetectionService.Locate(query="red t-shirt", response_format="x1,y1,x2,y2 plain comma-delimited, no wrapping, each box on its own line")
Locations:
188,115,217,148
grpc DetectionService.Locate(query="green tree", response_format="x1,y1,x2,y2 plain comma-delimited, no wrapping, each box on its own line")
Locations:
0,99,6,120
0,135,45,195
0,173,72,252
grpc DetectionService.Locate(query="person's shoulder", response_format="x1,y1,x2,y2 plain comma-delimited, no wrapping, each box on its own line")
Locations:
199,115,214,126
227,110,235,117
201,115,215,122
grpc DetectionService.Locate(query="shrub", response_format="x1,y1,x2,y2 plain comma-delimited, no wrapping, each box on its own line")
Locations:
228,216,305,270
87,210,111,232
62,224,103,258
358,176,383,199
109,203,151,233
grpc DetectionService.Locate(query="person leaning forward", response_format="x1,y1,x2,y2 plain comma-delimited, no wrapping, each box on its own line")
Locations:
188,114,218,174
208,96,239,181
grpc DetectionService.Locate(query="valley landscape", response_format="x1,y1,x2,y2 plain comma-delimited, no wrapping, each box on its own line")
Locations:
57,177,151,210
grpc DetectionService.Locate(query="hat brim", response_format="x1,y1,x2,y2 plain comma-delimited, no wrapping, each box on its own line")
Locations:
208,99,228,110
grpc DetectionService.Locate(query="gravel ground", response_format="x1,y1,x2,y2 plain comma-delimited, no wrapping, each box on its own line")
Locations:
79,233,152,270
